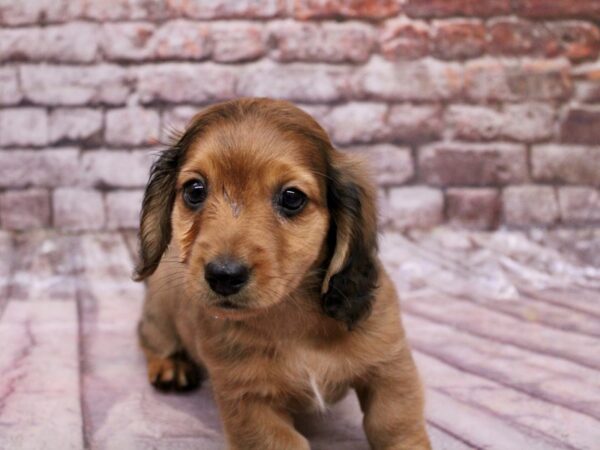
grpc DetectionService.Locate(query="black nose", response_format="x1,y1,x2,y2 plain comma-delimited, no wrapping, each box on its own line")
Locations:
204,259,249,296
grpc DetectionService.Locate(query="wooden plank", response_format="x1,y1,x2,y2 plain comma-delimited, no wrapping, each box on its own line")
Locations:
0,301,83,449
427,425,476,450
9,231,79,302
404,314,600,421
400,292,600,370
415,351,600,450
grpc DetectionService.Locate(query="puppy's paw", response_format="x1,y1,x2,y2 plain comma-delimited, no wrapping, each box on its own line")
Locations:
147,352,203,392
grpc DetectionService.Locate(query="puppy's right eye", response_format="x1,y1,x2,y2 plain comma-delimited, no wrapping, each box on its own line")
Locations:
183,179,207,209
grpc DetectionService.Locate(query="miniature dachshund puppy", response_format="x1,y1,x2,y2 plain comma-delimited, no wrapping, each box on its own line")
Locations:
134,98,431,450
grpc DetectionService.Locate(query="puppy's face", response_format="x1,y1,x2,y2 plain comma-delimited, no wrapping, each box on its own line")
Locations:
136,99,378,327
172,118,329,316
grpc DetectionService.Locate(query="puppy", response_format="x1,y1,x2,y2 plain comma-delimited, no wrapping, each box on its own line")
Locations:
134,98,430,450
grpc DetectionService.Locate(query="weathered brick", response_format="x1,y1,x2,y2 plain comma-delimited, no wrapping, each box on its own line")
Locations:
320,103,388,145
0,189,50,230
106,190,144,229
21,65,131,105
488,19,600,62
0,108,48,147
358,57,463,101
432,20,486,60
105,107,160,146
238,61,353,103
345,145,414,186
0,67,21,105
81,150,154,188
0,149,79,188
0,0,81,25
387,104,443,143
516,0,600,20
560,106,600,145
167,0,286,19
572,62,600,102
49,108,103,145
464,59,572,101
82,0,168,21
211,22,265,62
270,21,374,63
388,186,444,230
419,143,528,186
406,0,511,18
295,0,400,20
503,185,559,227
446,188,500,230
532,144,600,186
53,188,105,231
447,104,555,142
101,22,160,61
0,23,99,63
154,20,211,60
379,18,430,61
161,106,197,141
558,187,600,224
136,63,236,104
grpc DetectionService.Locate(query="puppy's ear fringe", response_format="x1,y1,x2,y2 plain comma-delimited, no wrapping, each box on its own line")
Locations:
321,152,379,330
133,146,182,282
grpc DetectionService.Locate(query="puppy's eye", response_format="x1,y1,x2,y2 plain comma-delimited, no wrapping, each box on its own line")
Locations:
183,179,207,209
279,188,307,216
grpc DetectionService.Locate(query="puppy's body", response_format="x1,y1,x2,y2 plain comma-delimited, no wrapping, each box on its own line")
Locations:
136,98,430,450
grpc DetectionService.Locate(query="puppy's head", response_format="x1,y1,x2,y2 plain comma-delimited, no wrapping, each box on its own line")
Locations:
135,98,377,327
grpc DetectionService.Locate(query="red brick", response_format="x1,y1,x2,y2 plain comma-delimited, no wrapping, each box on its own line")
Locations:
238,61,353,103
0,189,51,230
387,104,443,143
388,186,444,230
211,22,265,63
105,190,144,230
345,145,414,186
488,19,600,62
446,188,500,230
101,22,159,61
447,104,555,142
560,106,600,145
419,143,528,186
572,62,600,102
154,21,211,60
558,187,600,225
135,63,236,104
320,103,387,145
167,0,286,19
531,144,600,186
0,23,99,63
516,0,600,20
379,18,430,61
503,185,559,227
432,20,486,60
0,67,21,105
464,59,572,102
49,108,103,145
405,0,511,18
81,150,154,188
270,21,374,63
53,188,105,231
0,149,80,188
358,58,463,101
0,108,48,147
21,65,131,105
294,0,400,20
105,107,160,146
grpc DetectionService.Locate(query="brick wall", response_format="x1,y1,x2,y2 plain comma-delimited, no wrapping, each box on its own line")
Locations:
1,0,600,232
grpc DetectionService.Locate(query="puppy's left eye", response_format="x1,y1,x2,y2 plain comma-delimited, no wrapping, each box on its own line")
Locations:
278,188,307,216
183,179,207,209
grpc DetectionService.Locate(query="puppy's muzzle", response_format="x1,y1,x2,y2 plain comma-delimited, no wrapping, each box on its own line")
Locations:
204,258,249,297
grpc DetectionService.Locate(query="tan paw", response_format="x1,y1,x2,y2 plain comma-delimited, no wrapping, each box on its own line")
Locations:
147,352,203,392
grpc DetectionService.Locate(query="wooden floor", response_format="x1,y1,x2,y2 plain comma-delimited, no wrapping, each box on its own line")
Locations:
1,228,599,449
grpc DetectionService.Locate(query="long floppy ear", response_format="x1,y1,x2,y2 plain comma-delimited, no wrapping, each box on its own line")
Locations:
321,151,379,329
133,146,183,281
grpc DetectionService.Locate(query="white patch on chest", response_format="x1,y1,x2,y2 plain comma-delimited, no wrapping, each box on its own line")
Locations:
308,372,327,412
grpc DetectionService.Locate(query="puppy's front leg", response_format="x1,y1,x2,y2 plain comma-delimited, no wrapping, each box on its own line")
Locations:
215,393,309,450
356,347,431,450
